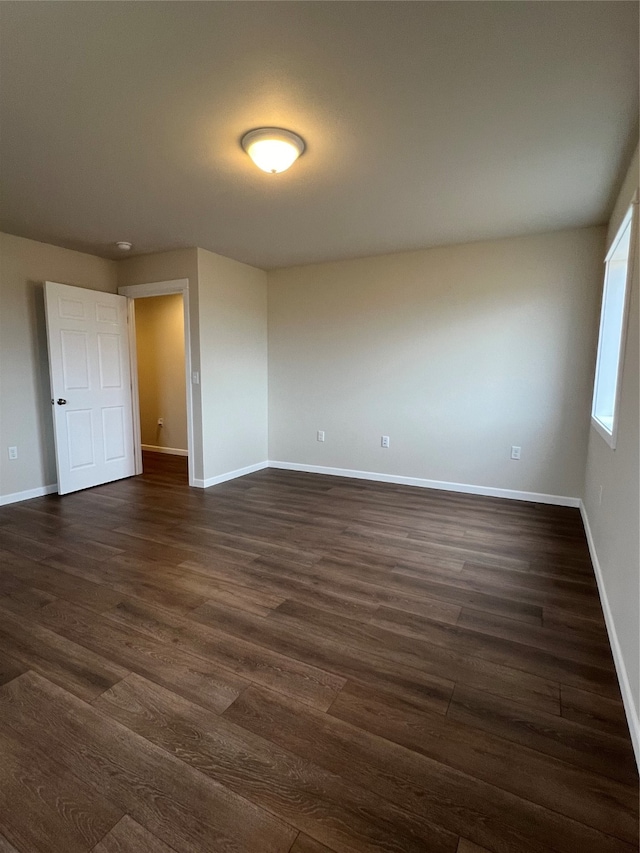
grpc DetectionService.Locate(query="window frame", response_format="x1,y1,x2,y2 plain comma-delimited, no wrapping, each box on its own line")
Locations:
590,201,637,449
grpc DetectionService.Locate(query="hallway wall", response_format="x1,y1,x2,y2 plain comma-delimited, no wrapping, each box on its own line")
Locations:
134,294,187,455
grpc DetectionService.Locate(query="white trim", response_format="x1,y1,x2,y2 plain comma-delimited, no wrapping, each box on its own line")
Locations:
267,461,580,506
125,298,143,476
141,444,188,457
590,202,637,450
118,279,189,298
118,279,196,488
580,501,640,769
0,484,58,507
193,461,269,489
590,413,617,449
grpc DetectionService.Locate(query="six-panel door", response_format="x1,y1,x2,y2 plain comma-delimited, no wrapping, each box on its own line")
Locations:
44,281,136,495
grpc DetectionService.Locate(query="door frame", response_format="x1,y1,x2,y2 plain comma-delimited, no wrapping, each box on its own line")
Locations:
118,278,195,487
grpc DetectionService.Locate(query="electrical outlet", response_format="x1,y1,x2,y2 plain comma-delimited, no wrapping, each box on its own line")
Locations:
157,418,164,427
381,435,390,448
317,430,325,442
8,446,17,460
510,445,521,460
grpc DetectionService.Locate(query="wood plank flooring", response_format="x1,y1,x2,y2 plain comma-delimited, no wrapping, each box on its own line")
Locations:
0,450,636,853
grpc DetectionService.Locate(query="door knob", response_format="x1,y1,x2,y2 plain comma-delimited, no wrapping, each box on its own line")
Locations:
56,398,67,405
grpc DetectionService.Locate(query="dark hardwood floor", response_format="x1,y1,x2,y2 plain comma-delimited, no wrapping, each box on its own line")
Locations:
0,450,637,852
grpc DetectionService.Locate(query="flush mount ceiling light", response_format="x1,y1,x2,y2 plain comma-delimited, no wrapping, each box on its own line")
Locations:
115,241,132,251
241,127,305,174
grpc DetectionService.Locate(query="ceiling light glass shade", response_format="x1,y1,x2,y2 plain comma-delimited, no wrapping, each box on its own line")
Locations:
241,128,305,174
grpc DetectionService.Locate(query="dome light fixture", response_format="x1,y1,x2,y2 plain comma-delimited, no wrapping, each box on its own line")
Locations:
115,241,132,252
241,127,305,174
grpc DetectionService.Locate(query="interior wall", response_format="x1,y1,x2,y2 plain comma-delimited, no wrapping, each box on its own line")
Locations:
116,248,203,480
134,294,187,454
117,246,269,485
267,226,605,500
582,145,639,761
197,248,268,483
0,233,118,502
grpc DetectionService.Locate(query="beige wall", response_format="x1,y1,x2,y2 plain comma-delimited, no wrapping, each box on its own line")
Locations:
117,248,203,480
582,145,639,759
268,226,604,499
197,248,268,482
0,233,118,500
117,248,199,290
117,246,269,485
134,294,187,453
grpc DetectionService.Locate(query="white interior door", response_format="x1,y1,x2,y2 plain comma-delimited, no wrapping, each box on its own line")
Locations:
44,281,136,495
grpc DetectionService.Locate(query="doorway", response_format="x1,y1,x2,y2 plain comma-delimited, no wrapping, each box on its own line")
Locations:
134,293,188,483
118,279,196,487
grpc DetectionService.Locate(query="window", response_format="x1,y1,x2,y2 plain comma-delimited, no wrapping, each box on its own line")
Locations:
591,204,635,448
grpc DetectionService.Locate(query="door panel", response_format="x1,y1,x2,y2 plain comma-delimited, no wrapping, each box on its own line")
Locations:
58,295,86,319
61,331,90,389
102,407,126,461
45,281,135,495
95,301,119,324
66,409,95,469
98,334,123,388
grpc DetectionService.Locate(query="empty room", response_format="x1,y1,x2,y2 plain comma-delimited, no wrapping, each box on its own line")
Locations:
0,2,638,852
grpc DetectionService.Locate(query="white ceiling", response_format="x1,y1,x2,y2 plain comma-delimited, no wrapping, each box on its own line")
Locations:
0,2,638,270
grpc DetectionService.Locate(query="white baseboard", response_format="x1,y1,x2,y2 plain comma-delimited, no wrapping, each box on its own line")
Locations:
0,462,578,507
0,484,58,506
193,461,269,489
141,444,188,457
268,461,580,507
580,502,640,768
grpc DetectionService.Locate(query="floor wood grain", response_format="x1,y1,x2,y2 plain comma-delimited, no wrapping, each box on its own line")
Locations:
0,722,123,853
93,672,456,853
91,815,179,853
0,671,295,853
291,835,337,853
0,452,636,853
0,834,20,853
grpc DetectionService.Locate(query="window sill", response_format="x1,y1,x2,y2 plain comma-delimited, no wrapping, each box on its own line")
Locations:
591,415,617,449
